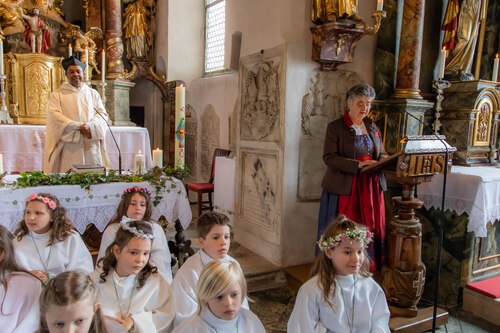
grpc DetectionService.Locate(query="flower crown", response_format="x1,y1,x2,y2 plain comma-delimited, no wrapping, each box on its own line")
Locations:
27,193,57,210
119,217,154,240
122,186,152,198
317,228,373,252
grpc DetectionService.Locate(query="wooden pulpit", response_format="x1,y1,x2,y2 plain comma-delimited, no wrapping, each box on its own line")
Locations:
363,135,456,331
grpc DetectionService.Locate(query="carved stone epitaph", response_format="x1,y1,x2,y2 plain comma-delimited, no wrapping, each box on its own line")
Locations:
298,69,363,201
185,104,198,181
201,105,220,180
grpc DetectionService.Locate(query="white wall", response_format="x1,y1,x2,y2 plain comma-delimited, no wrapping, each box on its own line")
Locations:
166,0,378,266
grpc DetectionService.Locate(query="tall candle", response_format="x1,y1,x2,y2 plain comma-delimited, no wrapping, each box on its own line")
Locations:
376,0,384,11
68,43,72,57
134,150,145,174
101,50,106,83
85,47,89,81
438,48,446,79
175,85,186,168
492,54,499,82
152,148,163,168
0,153,3,174
0,40,4,76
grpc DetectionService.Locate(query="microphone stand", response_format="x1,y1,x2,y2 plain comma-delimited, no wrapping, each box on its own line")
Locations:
402,108,450,332
94,108,122,174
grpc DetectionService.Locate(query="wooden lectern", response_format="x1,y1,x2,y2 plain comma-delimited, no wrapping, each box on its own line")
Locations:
363,135,456,332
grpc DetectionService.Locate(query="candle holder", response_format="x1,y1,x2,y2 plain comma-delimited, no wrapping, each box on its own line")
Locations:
0,73,12,124
98,81,107,105
432,79,451,134
356,10,387,35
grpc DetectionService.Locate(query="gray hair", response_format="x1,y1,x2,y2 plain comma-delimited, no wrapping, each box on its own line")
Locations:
346,84,376,103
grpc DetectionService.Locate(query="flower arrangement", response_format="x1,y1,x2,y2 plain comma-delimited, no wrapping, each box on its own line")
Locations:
27,193,57,210
317,228,373,252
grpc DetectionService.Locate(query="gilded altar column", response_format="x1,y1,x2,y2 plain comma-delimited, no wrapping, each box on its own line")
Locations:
105,0,125,78
392,0,425,99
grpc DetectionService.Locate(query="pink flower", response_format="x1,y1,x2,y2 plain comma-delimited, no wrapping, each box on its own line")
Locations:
42,197,50,204
366,230,372,238
341,235,348,243
48,201,57,210
28,193,38,201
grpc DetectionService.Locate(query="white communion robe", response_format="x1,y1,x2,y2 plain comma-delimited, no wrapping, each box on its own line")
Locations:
13,230,93,277
44,82,110,173
288,274,390,333
97,221,173,283
171,250,249,327
90,269,174,333
0,272,42,333
172,306,266,333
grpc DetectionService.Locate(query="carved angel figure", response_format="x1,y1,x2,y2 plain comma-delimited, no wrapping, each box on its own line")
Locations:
60,24,103,76
0,0,24,36
123,0,157,60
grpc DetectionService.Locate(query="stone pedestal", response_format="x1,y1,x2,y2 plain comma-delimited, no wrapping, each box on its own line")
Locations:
372,99,434,154
440,80,500,166
104,80,136,126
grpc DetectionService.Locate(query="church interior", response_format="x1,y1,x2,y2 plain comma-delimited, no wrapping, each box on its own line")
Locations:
0,0,499,332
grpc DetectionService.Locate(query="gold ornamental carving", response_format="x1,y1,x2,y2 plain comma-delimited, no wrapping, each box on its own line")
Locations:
473,99,492,146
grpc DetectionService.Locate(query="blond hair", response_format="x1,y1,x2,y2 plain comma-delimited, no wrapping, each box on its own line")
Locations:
196,260,246,315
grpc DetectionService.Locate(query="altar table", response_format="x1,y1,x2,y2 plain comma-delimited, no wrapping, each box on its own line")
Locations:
417,165,500,237
0,177,192,234
0,124,153,172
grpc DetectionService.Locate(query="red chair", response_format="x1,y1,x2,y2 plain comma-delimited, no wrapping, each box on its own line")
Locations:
186,148,230,217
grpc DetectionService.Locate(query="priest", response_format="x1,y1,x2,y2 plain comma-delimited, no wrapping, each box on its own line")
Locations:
44,56,110,173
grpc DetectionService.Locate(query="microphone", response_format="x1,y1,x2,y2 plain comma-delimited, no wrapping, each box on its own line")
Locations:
94,107,122,175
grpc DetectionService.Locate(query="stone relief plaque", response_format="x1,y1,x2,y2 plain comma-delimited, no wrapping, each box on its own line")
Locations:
240,149,280,230
229,99,238,152
185,104,198,181
201,105,220,180
297,69,363,201
240,46,285,143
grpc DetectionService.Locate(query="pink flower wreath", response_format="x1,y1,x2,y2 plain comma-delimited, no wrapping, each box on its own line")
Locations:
27,193,57,210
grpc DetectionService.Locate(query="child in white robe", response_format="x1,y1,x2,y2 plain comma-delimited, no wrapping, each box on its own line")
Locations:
172,260,265,333
0,225,42,333
13,192,93,284
288,215,390,333
92,219,174,333
39,271,126,333
97,186,173,283
172,211,248,326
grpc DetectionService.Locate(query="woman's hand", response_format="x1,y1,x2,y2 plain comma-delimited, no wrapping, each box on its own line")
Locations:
31,270,48,282
358,160,377,169
122,316,135,331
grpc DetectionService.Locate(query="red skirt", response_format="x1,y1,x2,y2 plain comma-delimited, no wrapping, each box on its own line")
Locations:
338,161,386,272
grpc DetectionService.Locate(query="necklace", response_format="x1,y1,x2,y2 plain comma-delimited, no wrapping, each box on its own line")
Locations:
112,273,138,319
30,232,52,274
337,276,357,333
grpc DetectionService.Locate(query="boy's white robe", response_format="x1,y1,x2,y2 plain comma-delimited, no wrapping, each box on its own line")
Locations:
97,221,173,283
172,307,266,333
171,249,249,327
13,230,93,277
44,82,109,173
90,269,174,333
0,272,42,333
287,274,390,333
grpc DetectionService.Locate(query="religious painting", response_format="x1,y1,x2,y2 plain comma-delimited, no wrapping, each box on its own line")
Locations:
297,69,363,201
239,45,285,143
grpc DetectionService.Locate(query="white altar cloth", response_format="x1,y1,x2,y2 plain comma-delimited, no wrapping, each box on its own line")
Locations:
0,177,192,234
417,166,500,237
214,156,236,225
0,125,152,172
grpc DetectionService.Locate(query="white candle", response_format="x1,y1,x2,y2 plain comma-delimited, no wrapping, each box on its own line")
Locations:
152,148,163,168
85,47,89,81
134,150,145,174
68,44,72,57
376,0,384,11
492,54,499,82
0,153,3,174
101,50,106,83
175,85,186,168
438,48,446,79
0,40,4,76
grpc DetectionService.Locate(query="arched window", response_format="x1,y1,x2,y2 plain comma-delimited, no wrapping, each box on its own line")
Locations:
204,0,226,74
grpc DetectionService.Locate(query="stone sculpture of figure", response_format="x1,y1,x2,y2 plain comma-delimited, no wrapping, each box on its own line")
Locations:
20,7,51,53
123,0,156,60
311,0,359,24
444,0,482,80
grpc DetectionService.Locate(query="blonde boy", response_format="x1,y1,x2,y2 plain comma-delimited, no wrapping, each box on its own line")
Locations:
172,212,248,326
